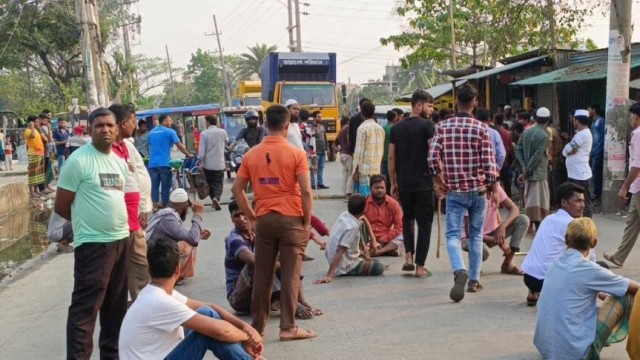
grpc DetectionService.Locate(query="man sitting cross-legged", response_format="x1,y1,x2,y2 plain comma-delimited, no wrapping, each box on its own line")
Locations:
119,237,264,360
224,201,322,320
362,174,404,258
534,217,639,360
462,184,530,275
314,195,385,284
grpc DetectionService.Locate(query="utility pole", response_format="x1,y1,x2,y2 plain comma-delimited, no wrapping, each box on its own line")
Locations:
165,44,176,103
205,15,233,107
547,0,560,125
449,0,456,70
287,0,295,52
87,0,109,106
121,1,137,102
75,0,100,110
602,0,633,213
294,0,302,51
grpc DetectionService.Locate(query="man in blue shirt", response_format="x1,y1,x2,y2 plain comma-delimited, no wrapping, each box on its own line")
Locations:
148,114,192,208
589,103,605,201
53,120,69,172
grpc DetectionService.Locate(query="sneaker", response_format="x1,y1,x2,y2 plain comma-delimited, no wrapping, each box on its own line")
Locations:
212,198,221,211
460,238,490,261
317,184,330,189
450,270,468,302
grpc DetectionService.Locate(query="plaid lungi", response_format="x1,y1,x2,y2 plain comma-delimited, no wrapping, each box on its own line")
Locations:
586,294,634,359
28,154,45,186
345,259,385,276
227,265,282,313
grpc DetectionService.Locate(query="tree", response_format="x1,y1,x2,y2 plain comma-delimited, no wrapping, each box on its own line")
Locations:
396,60,443,93
381,0,603,69
359,85,396,105
185,49,225,105
238,43,278,80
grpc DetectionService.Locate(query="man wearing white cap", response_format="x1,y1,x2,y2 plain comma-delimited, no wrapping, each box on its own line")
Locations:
503,105,515,124
146,188,211,284
562,109,593,217
516,107,551,231
285,99,304,149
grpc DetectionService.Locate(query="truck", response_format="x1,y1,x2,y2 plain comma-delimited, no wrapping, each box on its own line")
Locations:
261,52,344,161
233,80,262,107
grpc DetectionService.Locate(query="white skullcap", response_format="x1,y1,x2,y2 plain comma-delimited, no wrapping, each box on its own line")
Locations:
285,99,299,107
574,109,590,117
503,105,512,110
169,188,189,203
536,107,551,118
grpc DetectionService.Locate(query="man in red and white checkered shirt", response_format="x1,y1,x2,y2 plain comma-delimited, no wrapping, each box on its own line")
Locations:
428,84,498,303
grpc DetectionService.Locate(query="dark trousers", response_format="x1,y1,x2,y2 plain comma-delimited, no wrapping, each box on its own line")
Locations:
591,156,603,198
568,178,593,217
500,165,512,199
67,237,130,360
398,190,435,266
203,169,224,201
523,273,544,293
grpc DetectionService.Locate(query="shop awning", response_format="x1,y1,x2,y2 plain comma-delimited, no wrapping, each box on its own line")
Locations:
511,58,640,86
395,80,467,102
458,56,548,80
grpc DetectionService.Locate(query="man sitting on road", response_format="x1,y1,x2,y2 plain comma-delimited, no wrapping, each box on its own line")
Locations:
315,195,385,284
521,182,586,306
224,201,322,320
119,237,264,360
534,217,638,360
462,184,530,275
362,175,403,257
146,189,211,284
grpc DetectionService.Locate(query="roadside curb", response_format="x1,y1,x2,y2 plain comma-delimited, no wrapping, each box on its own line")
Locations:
0,172,28,178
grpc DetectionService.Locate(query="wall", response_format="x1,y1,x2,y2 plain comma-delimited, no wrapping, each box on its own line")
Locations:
0,182,30,219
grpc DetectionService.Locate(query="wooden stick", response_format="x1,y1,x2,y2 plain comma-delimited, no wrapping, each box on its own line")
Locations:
437,197,442,259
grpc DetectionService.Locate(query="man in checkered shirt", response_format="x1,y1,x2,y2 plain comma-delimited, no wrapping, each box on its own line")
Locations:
428,84,499,303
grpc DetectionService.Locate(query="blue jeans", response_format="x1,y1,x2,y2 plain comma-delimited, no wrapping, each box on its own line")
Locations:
311,153,326,186
445,191,487,282
57,154,65,172
149,166,172,205
165,306,252,360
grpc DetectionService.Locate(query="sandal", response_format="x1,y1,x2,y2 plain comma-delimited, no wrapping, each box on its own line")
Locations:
295,305,314,320
467,280,483,293
280,326,318,341
603,253,623,267
415,269,432,278
527,291,539,306
310,308,323,316
402,263,415,271
501,265,524,276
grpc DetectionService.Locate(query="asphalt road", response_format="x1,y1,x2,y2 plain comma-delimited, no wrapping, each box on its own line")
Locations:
0,161,638,359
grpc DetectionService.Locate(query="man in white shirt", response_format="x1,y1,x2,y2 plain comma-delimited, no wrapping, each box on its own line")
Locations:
285,99,304,149
521,182,586,306
198,114,228,211
563,109,593,217
314,195,385,284
535,217,639,360
119,237,263,360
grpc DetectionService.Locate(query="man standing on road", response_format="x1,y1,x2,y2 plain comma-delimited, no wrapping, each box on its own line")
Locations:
285,99,304,149
53,120,69,172
476,108,506,170
134,120,150,158
494,113,514,198
589,103,605,202
348,97,371,156
562,110,593,218
148,114,193,209
198,115,228,211
352,101,385,197
516,107,551,232
310,111,329,189
334,116,352,201
381,110,400,186
390,90,436,278
55,108,130,359
25,115,46,198
231,104,316,341
428,84,498,302
605,103,640,267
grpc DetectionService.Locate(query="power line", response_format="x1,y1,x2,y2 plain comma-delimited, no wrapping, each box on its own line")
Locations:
0,3,25,60
339,45,385,65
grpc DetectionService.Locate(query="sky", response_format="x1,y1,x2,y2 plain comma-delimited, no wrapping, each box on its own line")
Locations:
134,0,640,85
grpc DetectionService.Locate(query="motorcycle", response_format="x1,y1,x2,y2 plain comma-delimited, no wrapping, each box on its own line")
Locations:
230,139,250,173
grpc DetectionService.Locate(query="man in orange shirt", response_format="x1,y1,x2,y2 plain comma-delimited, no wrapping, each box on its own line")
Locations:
363,175,403,257
25,115,46,198
231,104,316,342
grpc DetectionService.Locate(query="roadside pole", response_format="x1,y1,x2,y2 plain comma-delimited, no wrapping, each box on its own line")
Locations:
602,0,633,213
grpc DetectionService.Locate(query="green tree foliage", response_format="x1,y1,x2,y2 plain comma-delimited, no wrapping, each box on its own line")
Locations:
185,49,225,105
238,43,278,79
381,0,602,69
359,85,396,106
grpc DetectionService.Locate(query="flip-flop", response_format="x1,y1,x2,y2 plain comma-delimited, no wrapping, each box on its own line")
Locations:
311,308,323,316
415,270,432,278
279,326,317,341
603,253,623,267
402,263,415,271
302,255,315,261
501,265,524,276
527,292,539,306
295,305,314,320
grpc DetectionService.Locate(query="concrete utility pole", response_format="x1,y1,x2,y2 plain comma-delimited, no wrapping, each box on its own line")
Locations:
287,0,295,52
602,0,633,213
547,0,561,125
75,0,100,110
121,1,137,102
294,0,302,51
87,0,109,106
206,15,233,107
165,44,176,103
449,0,456,70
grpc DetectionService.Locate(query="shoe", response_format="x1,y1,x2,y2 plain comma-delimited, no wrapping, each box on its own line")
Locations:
450,270,468,302
460,238,490,261
212,198,221,211
310,184,317,189
317,184,330,189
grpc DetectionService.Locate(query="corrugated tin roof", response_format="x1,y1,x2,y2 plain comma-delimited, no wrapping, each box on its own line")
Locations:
396,80,467,102
511,58,640,86
570,43,640,65
458,56,548,80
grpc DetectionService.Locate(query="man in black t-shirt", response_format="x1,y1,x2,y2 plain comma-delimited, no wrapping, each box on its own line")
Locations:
389,90,436,278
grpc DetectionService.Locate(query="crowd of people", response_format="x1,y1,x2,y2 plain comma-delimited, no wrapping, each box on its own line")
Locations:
35,81,640,359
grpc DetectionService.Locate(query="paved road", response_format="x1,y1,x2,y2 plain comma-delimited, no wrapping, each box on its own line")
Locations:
0,161,638,359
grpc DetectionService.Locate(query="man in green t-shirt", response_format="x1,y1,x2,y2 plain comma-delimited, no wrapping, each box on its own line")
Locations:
55,107,130,359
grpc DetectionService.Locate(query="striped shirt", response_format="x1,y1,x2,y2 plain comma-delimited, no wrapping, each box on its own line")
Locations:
352,119,385,176
428,114,498,193
325,211,363,275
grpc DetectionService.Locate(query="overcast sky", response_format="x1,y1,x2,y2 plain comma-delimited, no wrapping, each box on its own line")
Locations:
134,0,640,85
